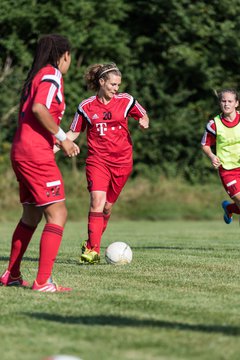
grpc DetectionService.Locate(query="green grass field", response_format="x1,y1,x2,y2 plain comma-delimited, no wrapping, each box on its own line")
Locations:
0,220,240,360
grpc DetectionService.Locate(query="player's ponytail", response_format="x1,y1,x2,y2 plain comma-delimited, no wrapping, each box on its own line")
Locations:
20,34,71,111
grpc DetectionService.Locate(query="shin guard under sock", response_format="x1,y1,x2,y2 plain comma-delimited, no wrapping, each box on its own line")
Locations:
8,220,37,277
36,223,63,285
87,212,104,253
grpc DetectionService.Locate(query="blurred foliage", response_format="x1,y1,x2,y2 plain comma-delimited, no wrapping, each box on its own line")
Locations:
1,0,240,183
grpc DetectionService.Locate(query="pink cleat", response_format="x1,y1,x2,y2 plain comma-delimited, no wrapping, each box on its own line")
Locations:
0,269,29,287
32,277,72,292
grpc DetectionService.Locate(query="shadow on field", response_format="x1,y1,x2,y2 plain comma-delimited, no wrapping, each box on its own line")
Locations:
131,246,216,251
0,256,39,262
130,246,240,252
0,256,10,261
25,312,240,336
0,256,104,266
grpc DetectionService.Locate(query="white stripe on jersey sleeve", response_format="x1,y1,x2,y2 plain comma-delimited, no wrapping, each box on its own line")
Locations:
46,83,56,109
80,107,92,124
55,70,63,102
42,70,63,108
124,95,134,118
70,106,92,130
134,100,146,116
116,93,135,117
73,96,96,127
42,74,61,86
201,131,208,145
117,93,146,117
206,119,216,135
80,96,96,107
70,112,79,131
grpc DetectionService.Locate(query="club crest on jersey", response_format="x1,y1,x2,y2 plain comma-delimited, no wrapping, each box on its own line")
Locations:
96,122,107,136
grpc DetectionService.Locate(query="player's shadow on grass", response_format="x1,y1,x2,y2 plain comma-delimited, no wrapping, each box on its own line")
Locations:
0,256,105,267
130,246,240,252
131,246,216,251
0,256,39,262
0,256,11,262
25,312,240,336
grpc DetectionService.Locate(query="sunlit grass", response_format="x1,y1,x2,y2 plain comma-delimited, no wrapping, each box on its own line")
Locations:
1,220,240,360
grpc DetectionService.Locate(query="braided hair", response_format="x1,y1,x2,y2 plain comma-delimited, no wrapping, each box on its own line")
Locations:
20,34,71,110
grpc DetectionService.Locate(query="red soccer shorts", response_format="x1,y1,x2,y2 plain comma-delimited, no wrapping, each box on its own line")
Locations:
219,167,240,198
86,160,132,204
12,159,65,206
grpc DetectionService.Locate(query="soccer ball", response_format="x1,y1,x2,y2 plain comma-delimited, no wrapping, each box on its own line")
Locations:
105,242,133,265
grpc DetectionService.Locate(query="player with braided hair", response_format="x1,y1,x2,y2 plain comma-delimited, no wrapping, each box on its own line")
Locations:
0,34,79,292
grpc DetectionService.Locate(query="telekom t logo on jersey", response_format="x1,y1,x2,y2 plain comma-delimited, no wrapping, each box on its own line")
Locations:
96,122,107,136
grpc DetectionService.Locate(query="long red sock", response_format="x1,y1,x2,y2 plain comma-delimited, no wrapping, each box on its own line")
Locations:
87,212,104,253
227,203,240,214
102,213,111,234
36,223,63,285
8,220,37,277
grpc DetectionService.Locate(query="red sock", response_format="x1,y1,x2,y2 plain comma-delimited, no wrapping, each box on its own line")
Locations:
227,203,240,214
36,223,63,285
8,220,37,277
87,212,104,253
102,213,111,234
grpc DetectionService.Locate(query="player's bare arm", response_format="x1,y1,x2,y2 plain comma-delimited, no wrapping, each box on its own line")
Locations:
32,103,80,157
65,129,80,141
202,144,221,169
139,113,149,129
54,130,80,154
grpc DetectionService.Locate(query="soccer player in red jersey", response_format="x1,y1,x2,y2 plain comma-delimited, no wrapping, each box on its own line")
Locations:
65,62,149,263
0,34,79,292
201,89,240,224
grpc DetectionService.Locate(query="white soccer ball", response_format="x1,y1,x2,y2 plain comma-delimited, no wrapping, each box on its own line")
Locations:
105,241,133,265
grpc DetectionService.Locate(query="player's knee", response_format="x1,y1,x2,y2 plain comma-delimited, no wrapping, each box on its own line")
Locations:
44,202,68,226
33,214,43,226
90,198,106,211
58,206,68,225
21,208,43,227
61,206,68,221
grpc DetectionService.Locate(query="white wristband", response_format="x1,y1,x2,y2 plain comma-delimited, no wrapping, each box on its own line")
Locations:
54,128,67,142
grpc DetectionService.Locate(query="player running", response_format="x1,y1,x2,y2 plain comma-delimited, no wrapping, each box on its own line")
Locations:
201,88,240,224
0,34,79,291
65,62,149,263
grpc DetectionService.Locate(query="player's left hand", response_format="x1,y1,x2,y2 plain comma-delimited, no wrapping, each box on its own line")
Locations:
139,114,149,129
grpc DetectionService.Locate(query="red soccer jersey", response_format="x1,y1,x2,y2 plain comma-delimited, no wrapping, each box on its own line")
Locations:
201,112,240,146
70,93,146,167
11,65,66,162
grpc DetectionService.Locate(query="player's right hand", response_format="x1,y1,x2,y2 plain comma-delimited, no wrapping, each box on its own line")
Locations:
210,154,221,169
61,138,80,157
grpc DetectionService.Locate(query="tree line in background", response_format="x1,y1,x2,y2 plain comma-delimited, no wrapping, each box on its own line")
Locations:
1,0,240,183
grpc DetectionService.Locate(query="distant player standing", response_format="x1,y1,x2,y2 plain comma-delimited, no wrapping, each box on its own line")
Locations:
201,88,240,224
66,63,149,263
0,34,79,291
